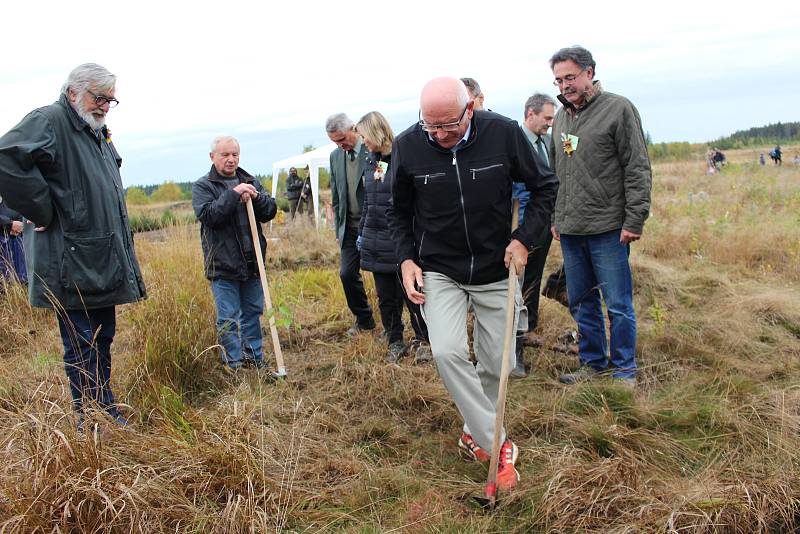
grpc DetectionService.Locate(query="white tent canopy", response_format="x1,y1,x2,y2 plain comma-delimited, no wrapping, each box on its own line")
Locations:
270,142,336,228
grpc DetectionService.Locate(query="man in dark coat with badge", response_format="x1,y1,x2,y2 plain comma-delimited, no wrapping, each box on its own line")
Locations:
0,63,147,429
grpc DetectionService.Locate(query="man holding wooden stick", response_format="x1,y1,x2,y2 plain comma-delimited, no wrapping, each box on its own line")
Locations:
192,136,277,371
388,77,558,491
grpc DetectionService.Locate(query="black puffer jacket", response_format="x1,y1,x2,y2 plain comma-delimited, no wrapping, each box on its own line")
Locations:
192,166,277,280
359,152,398,273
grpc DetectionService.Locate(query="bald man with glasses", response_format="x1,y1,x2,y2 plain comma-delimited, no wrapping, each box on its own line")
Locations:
388,77,558,491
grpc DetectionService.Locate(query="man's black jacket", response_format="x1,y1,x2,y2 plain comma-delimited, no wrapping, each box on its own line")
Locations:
286,172,303,200
388,110,558,286
192,166,277,280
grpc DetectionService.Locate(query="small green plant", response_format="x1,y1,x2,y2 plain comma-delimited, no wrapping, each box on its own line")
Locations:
648,299,667,336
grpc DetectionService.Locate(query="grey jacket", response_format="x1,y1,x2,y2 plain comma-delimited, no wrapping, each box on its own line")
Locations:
0,94,146,309
550,83,651,235
329,143,368,244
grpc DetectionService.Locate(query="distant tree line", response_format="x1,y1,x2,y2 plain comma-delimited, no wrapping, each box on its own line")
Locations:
643,121,799,162
646,139,706,162
711,121,800,150
125,168,331,206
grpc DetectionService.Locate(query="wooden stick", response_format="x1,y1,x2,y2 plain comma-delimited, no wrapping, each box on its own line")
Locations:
484,198,521,507
246,197,286,377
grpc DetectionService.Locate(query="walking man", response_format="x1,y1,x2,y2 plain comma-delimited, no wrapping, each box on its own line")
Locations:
193,136,277,370
389,77,557,490
0,63,147,429
548,46,652,386
325,113,376,335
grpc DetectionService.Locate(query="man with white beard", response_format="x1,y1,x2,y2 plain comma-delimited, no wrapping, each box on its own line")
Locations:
0,63,147,432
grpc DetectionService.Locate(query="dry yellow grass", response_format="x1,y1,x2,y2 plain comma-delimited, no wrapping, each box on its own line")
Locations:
0,146,798,532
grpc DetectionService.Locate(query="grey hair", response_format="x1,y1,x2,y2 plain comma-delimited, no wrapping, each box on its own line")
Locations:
549,46,596,74
210,136,239,153
325,113,354,134
524,93,557,117
460,77,482,98
61,63,116,96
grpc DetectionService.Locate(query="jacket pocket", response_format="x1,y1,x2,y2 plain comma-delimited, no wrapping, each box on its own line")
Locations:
470,163,503,180
465,161,506,212
412,171,457,217
61,233,123,294
414,172,446,185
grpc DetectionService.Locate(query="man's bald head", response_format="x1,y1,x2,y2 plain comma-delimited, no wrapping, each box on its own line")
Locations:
420,77,470,112
419,77,473,150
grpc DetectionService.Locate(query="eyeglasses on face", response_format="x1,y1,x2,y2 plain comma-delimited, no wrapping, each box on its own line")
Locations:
418,103,469,132
87,89,119,108
553,70,585,87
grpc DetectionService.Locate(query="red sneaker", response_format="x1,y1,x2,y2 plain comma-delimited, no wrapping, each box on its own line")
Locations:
496,439,520,490
458,433,490,463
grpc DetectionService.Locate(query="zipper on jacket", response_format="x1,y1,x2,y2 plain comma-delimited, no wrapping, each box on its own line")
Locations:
453,153,475,284
414,172,446,185
470,163,503,180
418,231,425,259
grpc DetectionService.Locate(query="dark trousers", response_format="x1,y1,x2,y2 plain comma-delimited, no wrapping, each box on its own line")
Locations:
56,306,120,417
521,232,553,331
298,195,314,219
0,234,27,284
340,225,373,326
373,271,429,344
288,198,299,219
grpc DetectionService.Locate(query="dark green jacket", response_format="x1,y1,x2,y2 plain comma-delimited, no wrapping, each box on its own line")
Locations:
329,143,368,244
0,94,146,310
550,83,652,235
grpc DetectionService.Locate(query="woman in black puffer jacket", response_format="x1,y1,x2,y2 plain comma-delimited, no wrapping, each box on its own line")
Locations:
356,112,431,364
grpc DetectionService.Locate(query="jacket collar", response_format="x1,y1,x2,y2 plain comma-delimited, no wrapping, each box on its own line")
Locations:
557,81,603,115
208,165,255,183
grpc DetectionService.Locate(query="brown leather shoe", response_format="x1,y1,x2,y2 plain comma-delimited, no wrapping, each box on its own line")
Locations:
520,331,543,348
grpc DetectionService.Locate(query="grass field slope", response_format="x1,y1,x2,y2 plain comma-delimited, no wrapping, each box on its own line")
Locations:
0,146,798,533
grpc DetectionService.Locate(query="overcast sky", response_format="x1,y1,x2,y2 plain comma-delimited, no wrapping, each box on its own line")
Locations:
2,0,798,187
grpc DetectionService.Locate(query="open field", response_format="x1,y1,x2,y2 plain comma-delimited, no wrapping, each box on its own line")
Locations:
0,146,799,532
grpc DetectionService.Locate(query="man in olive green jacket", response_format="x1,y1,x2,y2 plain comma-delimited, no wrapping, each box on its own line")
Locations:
548,46,651,386
0,63,146,429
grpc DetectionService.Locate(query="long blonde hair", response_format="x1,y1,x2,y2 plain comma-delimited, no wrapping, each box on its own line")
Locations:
356,111,394,156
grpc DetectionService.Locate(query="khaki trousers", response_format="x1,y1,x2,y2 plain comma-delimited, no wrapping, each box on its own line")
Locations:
422,271,520,451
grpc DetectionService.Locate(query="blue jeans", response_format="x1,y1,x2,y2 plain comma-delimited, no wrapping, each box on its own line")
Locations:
210,276,264,368
560,230,637,379
56,306,120,417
